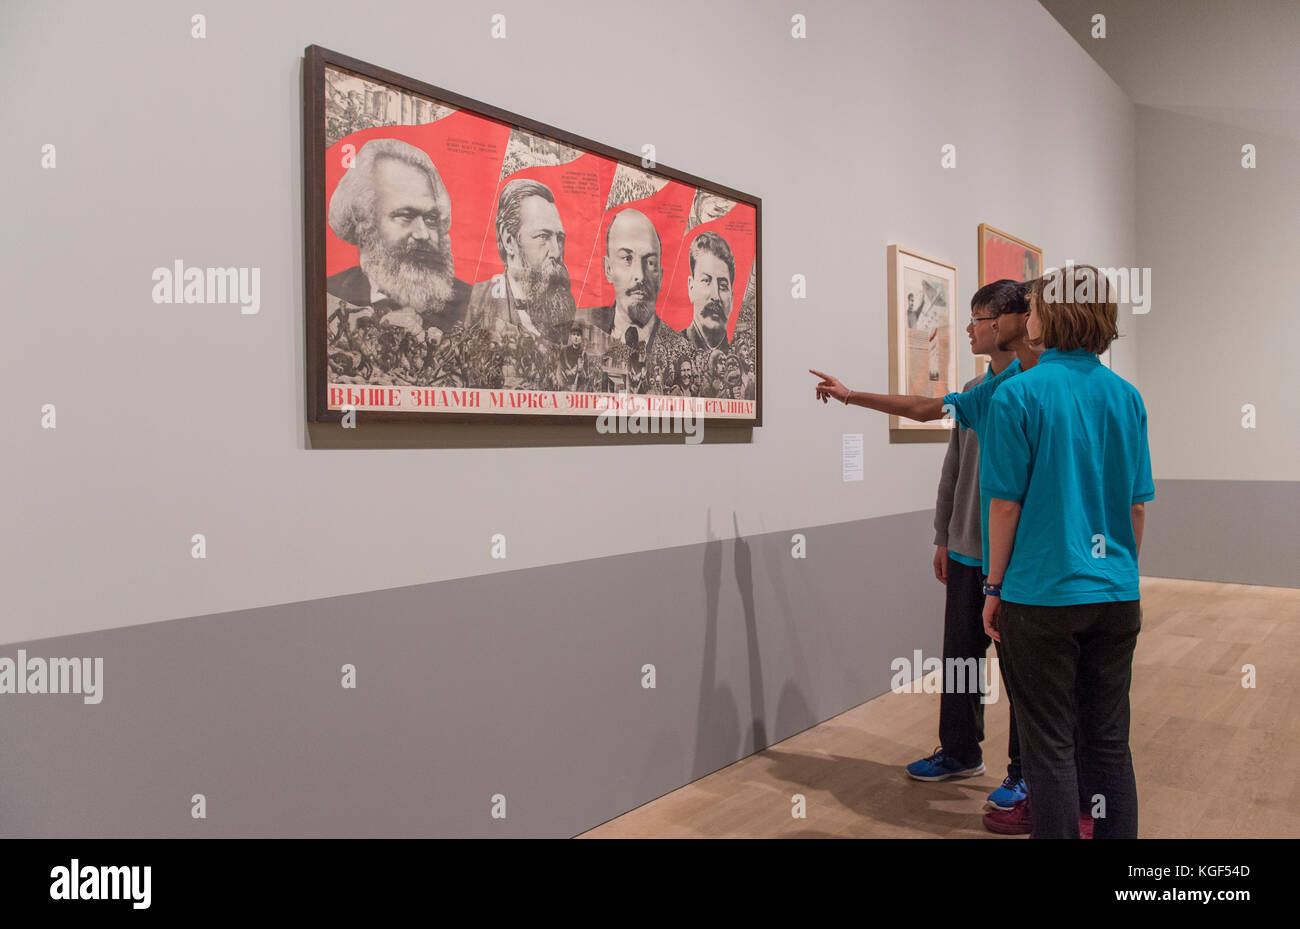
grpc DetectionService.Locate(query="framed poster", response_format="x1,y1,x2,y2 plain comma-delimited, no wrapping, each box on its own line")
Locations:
887,245,958,441
304,46,761,427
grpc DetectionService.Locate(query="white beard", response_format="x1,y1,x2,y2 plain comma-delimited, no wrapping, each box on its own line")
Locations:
361,238,456,312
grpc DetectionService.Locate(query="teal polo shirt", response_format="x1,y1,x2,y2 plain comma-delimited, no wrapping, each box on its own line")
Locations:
942,357,1022,574
980,348,1155,606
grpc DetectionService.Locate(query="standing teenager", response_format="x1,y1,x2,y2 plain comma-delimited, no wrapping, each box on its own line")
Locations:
908,281,1026,811
811,280,1040,808
980,265,1153,839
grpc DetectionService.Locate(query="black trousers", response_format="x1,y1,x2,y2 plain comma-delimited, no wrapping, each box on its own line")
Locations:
938,557,1021,778
999,599,1141,839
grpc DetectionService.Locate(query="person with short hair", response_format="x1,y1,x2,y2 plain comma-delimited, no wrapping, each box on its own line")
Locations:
907,281,1027,813
980,265,1153,840
812,281,1043,811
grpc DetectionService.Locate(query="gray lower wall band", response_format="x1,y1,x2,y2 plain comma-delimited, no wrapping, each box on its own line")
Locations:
1142,479,1299,589
4,480,1292,837
0,510,944,837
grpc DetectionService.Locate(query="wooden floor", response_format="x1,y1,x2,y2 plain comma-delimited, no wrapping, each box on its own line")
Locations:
580,577,1300,838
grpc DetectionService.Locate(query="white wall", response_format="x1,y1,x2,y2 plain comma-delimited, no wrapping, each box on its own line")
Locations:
1,0,1138,642
1136,105,1300,481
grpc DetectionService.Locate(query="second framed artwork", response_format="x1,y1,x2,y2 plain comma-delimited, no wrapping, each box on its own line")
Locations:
978,223,1041,286
887,245,958,442
976,223,1042,377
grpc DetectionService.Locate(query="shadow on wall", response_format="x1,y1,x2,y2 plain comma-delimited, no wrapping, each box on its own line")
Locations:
691,510,816,782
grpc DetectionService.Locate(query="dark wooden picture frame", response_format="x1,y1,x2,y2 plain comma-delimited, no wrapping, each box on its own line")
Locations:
304,45,762,427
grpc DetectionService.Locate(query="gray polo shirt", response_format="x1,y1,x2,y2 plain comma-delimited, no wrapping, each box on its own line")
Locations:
933,372,986,564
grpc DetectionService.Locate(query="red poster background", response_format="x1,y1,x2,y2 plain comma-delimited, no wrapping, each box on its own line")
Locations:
320,94,759,398
323,114,759,337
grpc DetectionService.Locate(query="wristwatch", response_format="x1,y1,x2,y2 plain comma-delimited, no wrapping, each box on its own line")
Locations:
983,582,1002,597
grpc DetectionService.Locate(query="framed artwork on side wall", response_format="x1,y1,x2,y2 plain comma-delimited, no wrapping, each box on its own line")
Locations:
978,223,1042,286
887,245,958,442
976,223,1043,377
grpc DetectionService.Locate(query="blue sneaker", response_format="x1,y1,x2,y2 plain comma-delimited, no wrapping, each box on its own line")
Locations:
986,775,1028,810
906,747,985,781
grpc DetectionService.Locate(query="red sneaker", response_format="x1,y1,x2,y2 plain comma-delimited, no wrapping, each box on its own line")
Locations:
983,798,1032,835
983,799,1097,837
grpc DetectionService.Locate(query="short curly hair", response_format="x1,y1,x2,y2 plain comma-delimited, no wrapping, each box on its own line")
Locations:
328,138,451,246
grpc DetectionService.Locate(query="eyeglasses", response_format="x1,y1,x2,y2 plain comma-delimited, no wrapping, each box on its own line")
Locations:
970,315,998,323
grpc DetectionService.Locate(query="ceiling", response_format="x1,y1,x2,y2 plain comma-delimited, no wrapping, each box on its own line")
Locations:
1038,0,1300,139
